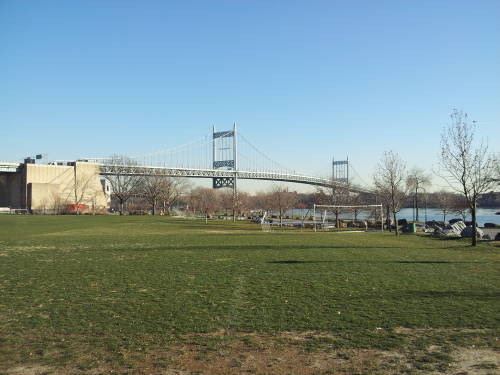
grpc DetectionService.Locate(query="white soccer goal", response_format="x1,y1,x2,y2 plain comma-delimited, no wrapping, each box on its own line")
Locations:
312,204,384,232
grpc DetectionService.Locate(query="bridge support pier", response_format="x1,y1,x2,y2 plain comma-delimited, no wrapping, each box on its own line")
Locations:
212,177,235,189
213,123,238,221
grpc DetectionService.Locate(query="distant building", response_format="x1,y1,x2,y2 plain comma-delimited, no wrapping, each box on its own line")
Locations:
0,161,109,213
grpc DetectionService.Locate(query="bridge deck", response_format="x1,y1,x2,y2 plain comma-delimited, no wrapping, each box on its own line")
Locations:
99,164,369,192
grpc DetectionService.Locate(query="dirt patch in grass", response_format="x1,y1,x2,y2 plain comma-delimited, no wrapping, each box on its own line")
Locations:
451,348,499,374
4,330,498,375
3,246,57,252
204,230,248,234
166,345,400,375
6,365,53,375
394,327,492,335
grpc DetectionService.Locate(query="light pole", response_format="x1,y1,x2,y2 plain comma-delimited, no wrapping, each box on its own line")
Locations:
417,186,427,223
412,196,415,222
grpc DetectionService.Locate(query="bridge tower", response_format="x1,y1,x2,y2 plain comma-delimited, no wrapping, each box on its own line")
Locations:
332,157,349,184
212,123,237,190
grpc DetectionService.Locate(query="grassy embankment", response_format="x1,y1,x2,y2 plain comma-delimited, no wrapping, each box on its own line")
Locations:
0,216,498,374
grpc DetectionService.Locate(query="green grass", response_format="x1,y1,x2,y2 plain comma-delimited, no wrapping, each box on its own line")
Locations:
0,215,498,373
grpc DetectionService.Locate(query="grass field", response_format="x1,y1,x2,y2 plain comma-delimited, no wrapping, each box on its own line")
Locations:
0,216,499,374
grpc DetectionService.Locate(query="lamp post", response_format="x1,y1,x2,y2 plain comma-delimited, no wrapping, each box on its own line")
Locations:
412,196,415,222
417,186,427,223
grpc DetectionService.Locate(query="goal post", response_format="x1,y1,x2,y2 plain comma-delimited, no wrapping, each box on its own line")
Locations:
313,204,384,232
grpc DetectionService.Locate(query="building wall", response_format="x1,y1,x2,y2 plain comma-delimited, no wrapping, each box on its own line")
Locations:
27,163,109,212
0,172,23,208
28,183,61,212
0,162,109,212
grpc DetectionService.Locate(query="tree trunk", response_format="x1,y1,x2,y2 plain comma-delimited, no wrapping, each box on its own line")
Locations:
393,212,399,235
471,203,477,246
119,201,124,215
386,207,391,232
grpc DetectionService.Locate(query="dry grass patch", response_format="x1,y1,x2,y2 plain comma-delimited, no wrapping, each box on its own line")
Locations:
5,365,54,375
2,330,499,375
2,246,57,252
165,335,404,375
451,348,499,375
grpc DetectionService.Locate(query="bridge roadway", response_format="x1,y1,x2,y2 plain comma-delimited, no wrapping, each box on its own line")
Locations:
99,164,370,193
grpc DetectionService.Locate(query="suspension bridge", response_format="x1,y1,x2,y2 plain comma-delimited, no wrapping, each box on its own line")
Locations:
84,125,368,192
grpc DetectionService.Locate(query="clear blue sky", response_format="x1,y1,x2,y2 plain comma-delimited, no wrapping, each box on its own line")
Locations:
1,0,499,191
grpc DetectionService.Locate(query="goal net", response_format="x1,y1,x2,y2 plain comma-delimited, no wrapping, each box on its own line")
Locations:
313,204,384,232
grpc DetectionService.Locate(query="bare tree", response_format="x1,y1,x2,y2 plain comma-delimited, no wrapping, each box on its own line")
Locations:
349,193,366,221
247,191,271,217
234,191,249,218
406,167,431,222
190,187,218,223
494,155,500,182
330,182,353,227
219,189,249,219
88,183,105,215
434,190,455,223
103,155,144,215
186,189,201,216
219,188,234,217
49,191,69,214
451,195,469,222
269,186,298,224
159,177,188,215
141,173,166,215
311,182,351,228
37,197,49,215
374,184,393,231
374,151,407,235
311,188,331,206
438,109,497,245
69,166,94,214
140,174,188,215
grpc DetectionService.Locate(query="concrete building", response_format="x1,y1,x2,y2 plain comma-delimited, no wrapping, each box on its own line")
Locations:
0,161,109,213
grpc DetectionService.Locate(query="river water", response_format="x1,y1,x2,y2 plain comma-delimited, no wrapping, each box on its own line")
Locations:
285,207,500,226
388,207,500,226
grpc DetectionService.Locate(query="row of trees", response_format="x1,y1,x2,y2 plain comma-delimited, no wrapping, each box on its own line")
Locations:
374,109,499,244
127,185,300,223
122,180,478,228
